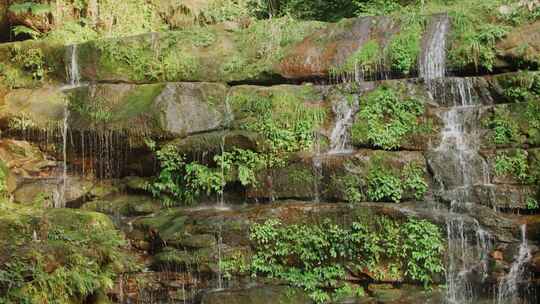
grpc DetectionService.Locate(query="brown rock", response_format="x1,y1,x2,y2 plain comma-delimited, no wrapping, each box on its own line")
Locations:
497,21,540,64
491,250,504,261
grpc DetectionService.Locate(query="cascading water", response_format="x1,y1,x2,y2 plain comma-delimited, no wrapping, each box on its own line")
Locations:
328,94,359,154
53,44,83,208
420,14,450,81
432,78,497,304
497,224,532,304
65,44,81,89
312,132,323,203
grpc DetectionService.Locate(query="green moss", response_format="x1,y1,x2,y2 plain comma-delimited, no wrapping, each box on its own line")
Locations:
153,247,214,271
134,209,189,241
115,84,165,120
0,160,7,197
229,85,326,163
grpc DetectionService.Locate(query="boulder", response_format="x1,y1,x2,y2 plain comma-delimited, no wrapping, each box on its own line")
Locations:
67,82,230,137
497,21,540,66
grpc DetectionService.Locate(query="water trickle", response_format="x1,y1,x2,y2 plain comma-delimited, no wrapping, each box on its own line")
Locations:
216,223,224,291
65,44,81,88
446,217,494,304
219,134,226,206
420,14,450,81
328,94,359,155
312,132,323,203
54,103,70,208
497,224,532,304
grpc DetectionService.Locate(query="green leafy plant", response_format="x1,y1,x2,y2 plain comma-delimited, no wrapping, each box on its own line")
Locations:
351,85,425,150
245,215,444,302
0,206,139,303
215,148,265,187
145,142,223,206
231,87,326,167
526,197,539,209
493,149,533,183
331,40,382,77
11,25,42,39
9,45,47,81
486,107,521,145
388,16,424,74
367,165,403,202
403,163,429,200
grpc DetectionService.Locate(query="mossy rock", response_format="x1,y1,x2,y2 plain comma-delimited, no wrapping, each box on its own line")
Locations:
82,194,160,217
167,130,262,157
0,202,137,303
323,150,427,203
67,82,230,137
167,233,217,249
0,40,65,88
497,21,540,67
0,87,66,129
77,18,324,83
152,247,216,272
481,101,540,148
248,160,318,200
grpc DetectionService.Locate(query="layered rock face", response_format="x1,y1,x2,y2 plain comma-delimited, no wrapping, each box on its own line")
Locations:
1,11,540,304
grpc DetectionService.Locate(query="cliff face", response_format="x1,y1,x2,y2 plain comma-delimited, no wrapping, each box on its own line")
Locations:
0,3,539,304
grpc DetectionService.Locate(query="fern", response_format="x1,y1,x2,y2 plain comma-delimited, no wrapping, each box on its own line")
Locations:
11,25,42,39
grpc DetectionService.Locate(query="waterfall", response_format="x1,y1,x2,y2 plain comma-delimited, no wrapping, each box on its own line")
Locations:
66,44,81,87
328,94,359,154
446,217,493,304
420,14,450,81
428,78,497,303
497,224,532,304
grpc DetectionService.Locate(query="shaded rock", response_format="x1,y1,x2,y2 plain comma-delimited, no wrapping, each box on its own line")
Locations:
81,194,160,217
248,159,318,200
167,233,216,249
532,251,540,273
13,175,94,206
369,284,444,304
200,285,310,304
123,176,150,192
154,82,229,136
168,130,262,157
474,184,537,210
